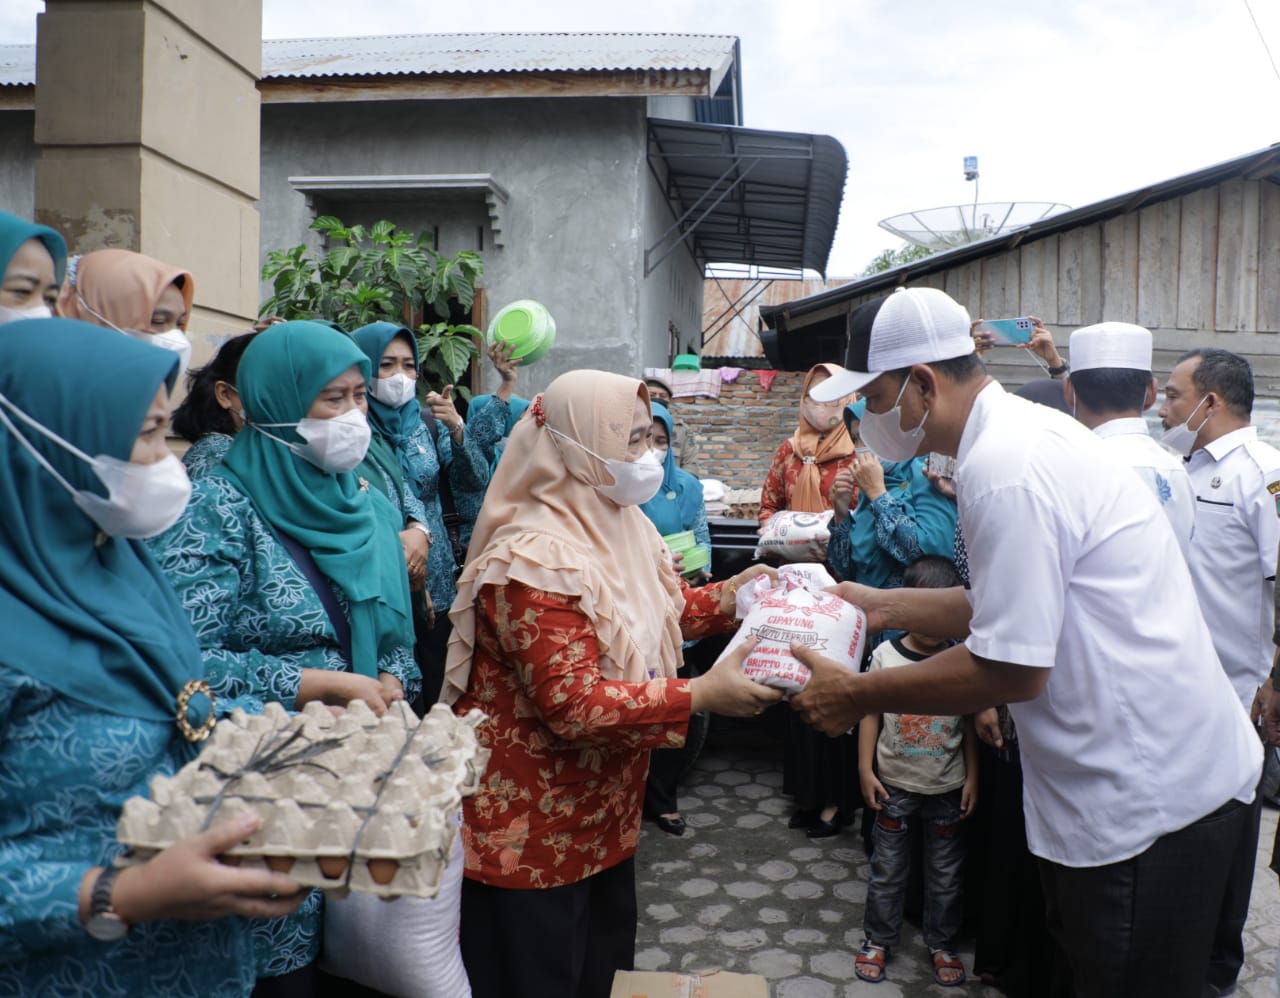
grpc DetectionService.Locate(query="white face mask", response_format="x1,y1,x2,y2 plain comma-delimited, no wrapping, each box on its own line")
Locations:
0,393,192,538
651,445,669,463
370,373,417,409
139,328,193,382
0,303,52,325
548,426,665,506
252,406,372,474
1160,395,1210,458
860,376,928,463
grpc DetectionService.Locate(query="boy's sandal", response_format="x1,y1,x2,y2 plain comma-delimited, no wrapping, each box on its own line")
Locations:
930,948,966,987
854,941,888,983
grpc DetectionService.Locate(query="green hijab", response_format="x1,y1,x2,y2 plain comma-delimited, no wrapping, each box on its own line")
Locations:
218,322,413,676
0,317,200,721
0,210,67,286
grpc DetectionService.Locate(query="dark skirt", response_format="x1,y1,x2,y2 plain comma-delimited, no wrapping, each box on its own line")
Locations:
781,709,863,817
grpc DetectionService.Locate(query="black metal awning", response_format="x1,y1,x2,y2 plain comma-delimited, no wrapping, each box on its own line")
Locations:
645,118,847,277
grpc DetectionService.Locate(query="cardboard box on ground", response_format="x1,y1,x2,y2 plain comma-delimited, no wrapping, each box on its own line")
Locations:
609,969,769,998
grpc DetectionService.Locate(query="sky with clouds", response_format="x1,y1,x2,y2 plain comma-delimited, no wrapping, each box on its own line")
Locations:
4,0,1279,276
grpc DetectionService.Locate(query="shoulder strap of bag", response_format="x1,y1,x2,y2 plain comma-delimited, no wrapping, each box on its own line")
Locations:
276,531,353,667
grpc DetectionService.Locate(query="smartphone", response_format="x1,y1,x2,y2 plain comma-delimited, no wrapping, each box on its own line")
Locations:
979,316,1034,346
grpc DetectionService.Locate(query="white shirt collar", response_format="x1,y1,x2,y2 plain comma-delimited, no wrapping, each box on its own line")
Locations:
1200,425,1256,462
1093,417,1150,440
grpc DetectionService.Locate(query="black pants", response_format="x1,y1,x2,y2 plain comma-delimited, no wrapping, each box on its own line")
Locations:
461,858,637,998
645,663,694,817
1038,798,1252,998
1205,782,1263,995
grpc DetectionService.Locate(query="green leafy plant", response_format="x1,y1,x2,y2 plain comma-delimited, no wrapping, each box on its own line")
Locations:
260,216,485,398
860,242,933,277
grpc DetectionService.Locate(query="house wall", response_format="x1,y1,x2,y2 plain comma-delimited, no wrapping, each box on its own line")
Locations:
260,95,702,396
831,178,1280,392
0,109,36,219
672,369,806,493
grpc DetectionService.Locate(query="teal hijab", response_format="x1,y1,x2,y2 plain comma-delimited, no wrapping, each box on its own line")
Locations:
0,210,67,286
218,322,413,676
0,317,199,721
351,322,423,480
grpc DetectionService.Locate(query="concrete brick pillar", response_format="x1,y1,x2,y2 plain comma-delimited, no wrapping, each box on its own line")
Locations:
33,0,262,347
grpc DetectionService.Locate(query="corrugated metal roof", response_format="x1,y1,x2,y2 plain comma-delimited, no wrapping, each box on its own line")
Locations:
647,118,847,277
759,142,1280,329
0,33,738,87
0,44,32,87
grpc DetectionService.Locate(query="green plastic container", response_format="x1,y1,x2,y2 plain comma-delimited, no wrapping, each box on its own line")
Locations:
662,530,696,554
488,300,556,366
672,353,700,371
680,544,710,576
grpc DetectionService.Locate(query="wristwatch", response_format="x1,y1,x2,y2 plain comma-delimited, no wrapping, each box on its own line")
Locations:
407,520,434,545
85,865,129,941
1047,361,1070,377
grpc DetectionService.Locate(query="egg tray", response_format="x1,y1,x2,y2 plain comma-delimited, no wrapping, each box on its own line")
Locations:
115,700,490,898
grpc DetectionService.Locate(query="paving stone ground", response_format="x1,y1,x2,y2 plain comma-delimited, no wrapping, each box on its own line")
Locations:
634,734,1280,997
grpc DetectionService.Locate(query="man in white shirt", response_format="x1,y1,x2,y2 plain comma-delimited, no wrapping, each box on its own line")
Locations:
1061,322,1194,557
1158,347,1280,996
792,287,1261,998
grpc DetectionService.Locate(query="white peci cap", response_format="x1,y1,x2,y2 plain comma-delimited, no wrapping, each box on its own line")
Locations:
1068,322,1152,373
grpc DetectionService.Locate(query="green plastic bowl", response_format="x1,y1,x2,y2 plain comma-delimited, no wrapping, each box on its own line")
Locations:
488,300,556,366
672,353,700,372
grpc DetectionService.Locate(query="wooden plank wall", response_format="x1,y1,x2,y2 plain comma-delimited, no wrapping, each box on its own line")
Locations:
838,178,1280,392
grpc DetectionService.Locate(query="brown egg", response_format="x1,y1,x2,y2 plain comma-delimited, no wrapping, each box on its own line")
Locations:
367,859,399,885
265,855,295,873
317,856,348,879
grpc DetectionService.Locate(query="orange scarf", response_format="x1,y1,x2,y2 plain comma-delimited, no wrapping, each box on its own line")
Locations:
789,362,856,512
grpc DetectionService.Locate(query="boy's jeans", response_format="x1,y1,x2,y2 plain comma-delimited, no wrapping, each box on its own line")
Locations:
864,784,966,950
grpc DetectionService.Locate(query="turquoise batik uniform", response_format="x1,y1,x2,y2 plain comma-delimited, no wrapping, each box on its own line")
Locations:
640,402,711,569
151,473,421,706
460,393,529,546
0,319,253,997
0,675,256,997
403,417,489,608
181,431,233,481
351,323,489,612
151,322,421,982
826,455,958,591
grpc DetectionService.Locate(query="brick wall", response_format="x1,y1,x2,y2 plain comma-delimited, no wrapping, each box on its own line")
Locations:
670,370,808,490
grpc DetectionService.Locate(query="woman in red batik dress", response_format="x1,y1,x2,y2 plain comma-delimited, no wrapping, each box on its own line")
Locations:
444,370,780,998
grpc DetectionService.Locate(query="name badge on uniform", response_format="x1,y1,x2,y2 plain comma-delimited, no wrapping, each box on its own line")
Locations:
1268,480,1280,517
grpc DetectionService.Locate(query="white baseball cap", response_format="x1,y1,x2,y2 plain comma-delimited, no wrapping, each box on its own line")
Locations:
809,287,975,402
1068,322,1152,373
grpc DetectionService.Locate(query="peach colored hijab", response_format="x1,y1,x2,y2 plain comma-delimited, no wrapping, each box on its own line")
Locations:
443,370,684,705
57,249,194,332
789,362,856,512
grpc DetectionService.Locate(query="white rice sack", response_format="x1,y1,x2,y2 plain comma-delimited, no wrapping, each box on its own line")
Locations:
718,564,866,695
754,509,834,562
319,813,470,998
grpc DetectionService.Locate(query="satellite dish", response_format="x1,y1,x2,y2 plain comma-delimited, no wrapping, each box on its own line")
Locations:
879,202,1070,252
